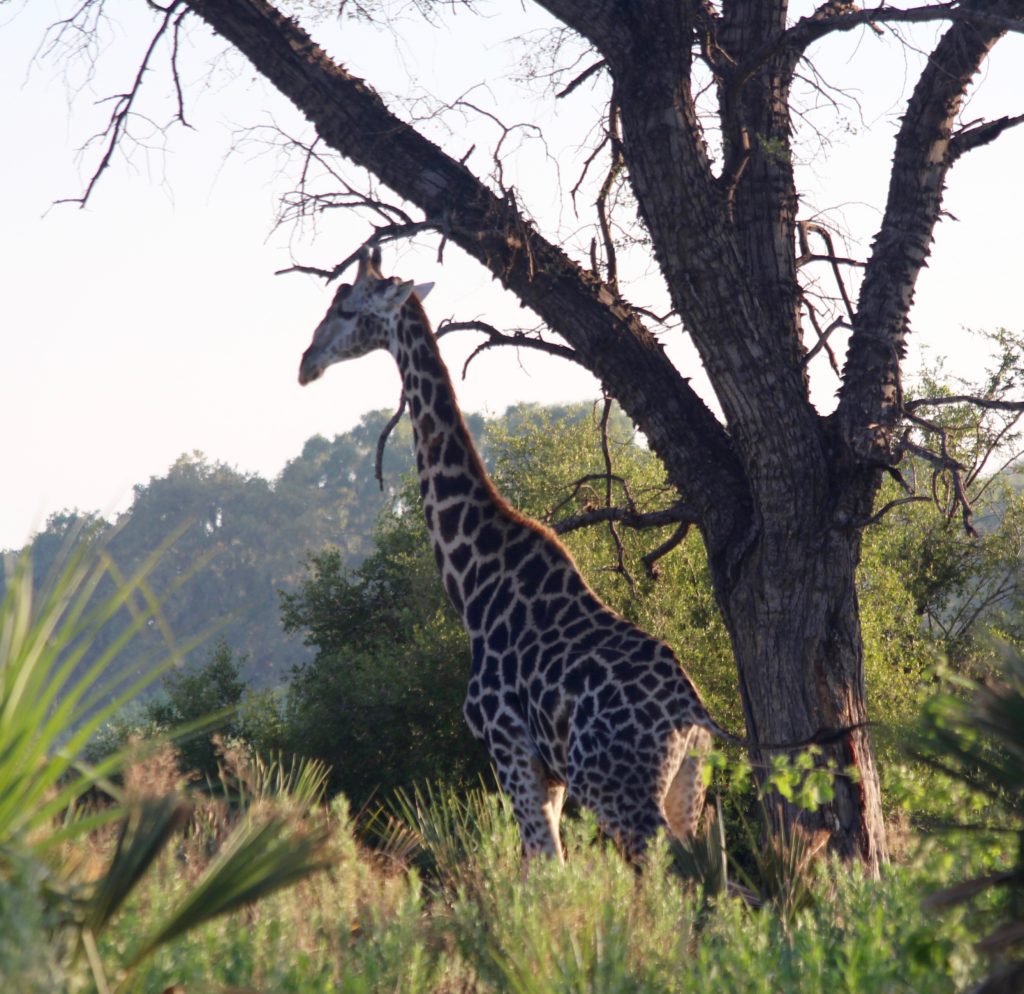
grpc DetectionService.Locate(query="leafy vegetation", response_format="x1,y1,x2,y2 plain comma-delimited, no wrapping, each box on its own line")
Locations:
28,777,1001,994
2,392,1023,991
915,650,1024,992
0,535,331,993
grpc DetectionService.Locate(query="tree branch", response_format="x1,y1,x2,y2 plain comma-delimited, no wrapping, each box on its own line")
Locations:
556,58,606,98
180,0,747,540
905,395,1024,414
551,500,698,536
434,319,581,375
950,113,1024,160
757,2,1024,70
55,0,189,209
836,12,1009,463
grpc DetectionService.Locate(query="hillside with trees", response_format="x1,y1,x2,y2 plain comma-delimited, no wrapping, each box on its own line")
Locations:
9,398,1020,815
2,408,467,692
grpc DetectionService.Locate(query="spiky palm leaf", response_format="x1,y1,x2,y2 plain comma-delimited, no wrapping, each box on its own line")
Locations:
1,532,334,992
914,652,1024,992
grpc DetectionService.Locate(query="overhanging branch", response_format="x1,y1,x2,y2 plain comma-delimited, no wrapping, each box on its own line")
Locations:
179,0,747,536
950,113,1024,160
756,1,1024,70
551,500,698,535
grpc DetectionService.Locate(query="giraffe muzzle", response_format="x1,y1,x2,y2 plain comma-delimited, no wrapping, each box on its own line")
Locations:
298,349,324,386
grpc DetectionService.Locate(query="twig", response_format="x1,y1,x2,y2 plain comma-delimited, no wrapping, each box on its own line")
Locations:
276,220,447,280
55,1,187,208
375,393,407,491
556,59,607,99
552,502,698,535
844,495,930,530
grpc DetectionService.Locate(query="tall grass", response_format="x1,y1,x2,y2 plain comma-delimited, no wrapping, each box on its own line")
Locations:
0,534,332,992
81,777,989,994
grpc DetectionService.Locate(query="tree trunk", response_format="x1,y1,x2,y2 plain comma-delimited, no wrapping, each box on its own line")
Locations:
717,501,887,870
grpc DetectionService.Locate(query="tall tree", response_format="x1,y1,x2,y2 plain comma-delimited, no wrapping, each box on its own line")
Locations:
37,1,1024,872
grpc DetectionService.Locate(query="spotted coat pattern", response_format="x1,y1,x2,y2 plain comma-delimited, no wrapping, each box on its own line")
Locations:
300,254,729,861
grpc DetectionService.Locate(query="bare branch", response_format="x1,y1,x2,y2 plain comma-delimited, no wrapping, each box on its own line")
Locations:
950,113,1024,160
641,521,693,578
375,393,407,491
435,319,581,373
551,501,699,535
555,58,606,98
755,2,1024,71
844,495,931,530
801,310,848,376
54,0,189,208
897,431,978,536
797,221,858,323
277,220,448,281
594,94,623,288
905,395,1024,415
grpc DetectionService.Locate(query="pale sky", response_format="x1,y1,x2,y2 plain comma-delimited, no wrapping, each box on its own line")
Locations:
2,1,1022,551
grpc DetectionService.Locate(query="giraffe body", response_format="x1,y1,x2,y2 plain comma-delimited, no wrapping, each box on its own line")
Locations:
300,252,722,860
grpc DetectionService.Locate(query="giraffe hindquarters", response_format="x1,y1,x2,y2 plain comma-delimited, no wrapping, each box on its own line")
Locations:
566,722,671,863
662,725,712,842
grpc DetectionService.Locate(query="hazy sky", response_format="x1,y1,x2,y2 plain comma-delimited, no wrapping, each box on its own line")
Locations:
2,1,1022,551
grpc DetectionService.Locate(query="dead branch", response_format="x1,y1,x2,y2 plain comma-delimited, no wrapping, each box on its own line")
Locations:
897,431,978,537
546,471,634,522
375,393,407,491
950,113,1024,160
752,3,1024,74
55,0,189,209
801,309,849,376
797,221,858,324
905,395,1024,415
556,59,607,98
641,521,693,578
845,495,931,530
570,134,611,218
551,501,699,535
594,93,624,288
276,220,448,281
434,319,580,374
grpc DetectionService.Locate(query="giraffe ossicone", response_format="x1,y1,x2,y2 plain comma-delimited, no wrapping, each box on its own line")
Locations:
299,248,731,862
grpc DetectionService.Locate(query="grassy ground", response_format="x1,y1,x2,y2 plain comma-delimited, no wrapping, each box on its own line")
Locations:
65,782,987,994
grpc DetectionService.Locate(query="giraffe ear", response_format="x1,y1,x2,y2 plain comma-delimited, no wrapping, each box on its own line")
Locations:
413,282,434,301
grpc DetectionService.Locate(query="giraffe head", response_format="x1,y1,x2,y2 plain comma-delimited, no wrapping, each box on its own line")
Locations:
298,248,433,385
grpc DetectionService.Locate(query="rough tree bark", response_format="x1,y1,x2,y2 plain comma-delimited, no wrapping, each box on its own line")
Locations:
75,0,1024,874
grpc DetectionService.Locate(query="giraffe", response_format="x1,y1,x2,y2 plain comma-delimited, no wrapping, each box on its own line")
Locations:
298,249,738,862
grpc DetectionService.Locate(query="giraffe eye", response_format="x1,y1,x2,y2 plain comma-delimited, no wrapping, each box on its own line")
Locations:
336,309,356,319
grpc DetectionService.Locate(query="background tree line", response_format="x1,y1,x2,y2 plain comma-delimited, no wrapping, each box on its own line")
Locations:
8,387,1020,815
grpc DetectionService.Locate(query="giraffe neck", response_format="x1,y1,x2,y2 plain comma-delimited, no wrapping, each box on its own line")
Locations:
389,300,524,620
